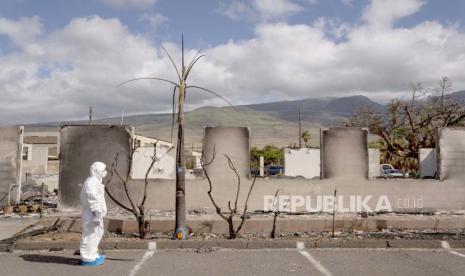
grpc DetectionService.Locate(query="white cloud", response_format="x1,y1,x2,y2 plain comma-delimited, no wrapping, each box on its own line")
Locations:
217,0,253,21
101,0,157,9
1,0,465,124
313,17,351,39
362,0,425,29
253,0,303,20
0,16,44,55
218,0,303,22
139,12,167,32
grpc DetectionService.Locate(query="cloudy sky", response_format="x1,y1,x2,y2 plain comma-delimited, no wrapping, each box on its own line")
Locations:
0,0,464,124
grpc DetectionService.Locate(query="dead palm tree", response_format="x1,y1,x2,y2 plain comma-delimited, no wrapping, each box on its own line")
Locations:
118,36,231,240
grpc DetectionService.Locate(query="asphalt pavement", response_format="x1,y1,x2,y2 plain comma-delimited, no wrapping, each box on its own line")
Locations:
1,248,464,276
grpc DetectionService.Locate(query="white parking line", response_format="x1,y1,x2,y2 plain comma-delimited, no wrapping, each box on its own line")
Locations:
450,251,465,258
441,241,465,258
296,242,332,276
128,242,156,276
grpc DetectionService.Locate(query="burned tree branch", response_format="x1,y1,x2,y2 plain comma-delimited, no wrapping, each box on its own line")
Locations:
104,160,134,213
201,146,229,222
201,148,257,239
104,138,161,239
270,189,280,239
225,155,240,213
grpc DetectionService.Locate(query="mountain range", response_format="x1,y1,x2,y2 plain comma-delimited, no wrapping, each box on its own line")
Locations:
26,90,465,148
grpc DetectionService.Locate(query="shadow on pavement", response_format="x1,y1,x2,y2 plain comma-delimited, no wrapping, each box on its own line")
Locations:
106,257,136,261
20,254,80,266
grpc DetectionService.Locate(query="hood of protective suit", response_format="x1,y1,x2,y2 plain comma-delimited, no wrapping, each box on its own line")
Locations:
89,162,107,182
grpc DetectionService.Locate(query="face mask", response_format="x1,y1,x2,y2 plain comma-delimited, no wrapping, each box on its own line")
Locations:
101,170,108,179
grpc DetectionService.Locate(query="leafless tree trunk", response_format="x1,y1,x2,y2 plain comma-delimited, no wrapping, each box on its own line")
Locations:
105,141,169,239
435,76,452,113
201,148,257,239
270,189,280,239
332,188,337,238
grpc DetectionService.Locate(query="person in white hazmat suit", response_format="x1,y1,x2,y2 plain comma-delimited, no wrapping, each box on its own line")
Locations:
80,161,108,266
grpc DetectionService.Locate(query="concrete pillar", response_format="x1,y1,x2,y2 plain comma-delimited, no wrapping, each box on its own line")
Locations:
259,156,264,177
321,127,369,179
437,128,465,180
15,127,23,205
202,127,250,180
0,126,23,206
368,148,380,179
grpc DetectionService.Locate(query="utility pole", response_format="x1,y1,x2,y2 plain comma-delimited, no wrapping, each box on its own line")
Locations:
298,105,302,148
88,106,93,125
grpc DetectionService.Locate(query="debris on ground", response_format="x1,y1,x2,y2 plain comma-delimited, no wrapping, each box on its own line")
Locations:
0,217,61,244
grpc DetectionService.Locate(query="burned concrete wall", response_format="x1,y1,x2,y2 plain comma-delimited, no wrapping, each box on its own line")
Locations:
59,125,131,209
368,148,380,179
140,177,465,213
321,128,368,179
0,126,23,206
438,128,465,180
202,127,250,180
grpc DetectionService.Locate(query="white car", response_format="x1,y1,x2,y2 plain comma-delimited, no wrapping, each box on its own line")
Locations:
380,164,409,178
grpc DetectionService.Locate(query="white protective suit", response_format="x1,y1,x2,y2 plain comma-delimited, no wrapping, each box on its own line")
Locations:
80,162,108,262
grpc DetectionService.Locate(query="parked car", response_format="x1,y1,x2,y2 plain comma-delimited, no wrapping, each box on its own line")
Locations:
265,165,284,176
380,164,409,178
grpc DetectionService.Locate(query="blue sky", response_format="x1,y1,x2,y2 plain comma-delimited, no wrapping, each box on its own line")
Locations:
0,0,464,123
2,0,464,47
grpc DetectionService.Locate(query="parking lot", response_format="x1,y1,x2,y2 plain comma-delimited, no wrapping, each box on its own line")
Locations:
1,247,464,276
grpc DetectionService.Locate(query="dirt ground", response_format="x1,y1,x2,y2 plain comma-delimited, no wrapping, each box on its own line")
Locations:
24,228,465,243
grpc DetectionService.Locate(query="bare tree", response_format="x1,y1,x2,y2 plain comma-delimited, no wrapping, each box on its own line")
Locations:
434,76,452,113
105,140,172,239
201,148,257,239
118,37,231,240
409,82,426,109
348,77,465,174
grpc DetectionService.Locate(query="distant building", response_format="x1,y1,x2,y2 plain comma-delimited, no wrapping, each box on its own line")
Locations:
284,147,381,179
419,148,437,178
131,135,176,179
191,151,202,170
22,132,60,192
284,148,320,179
